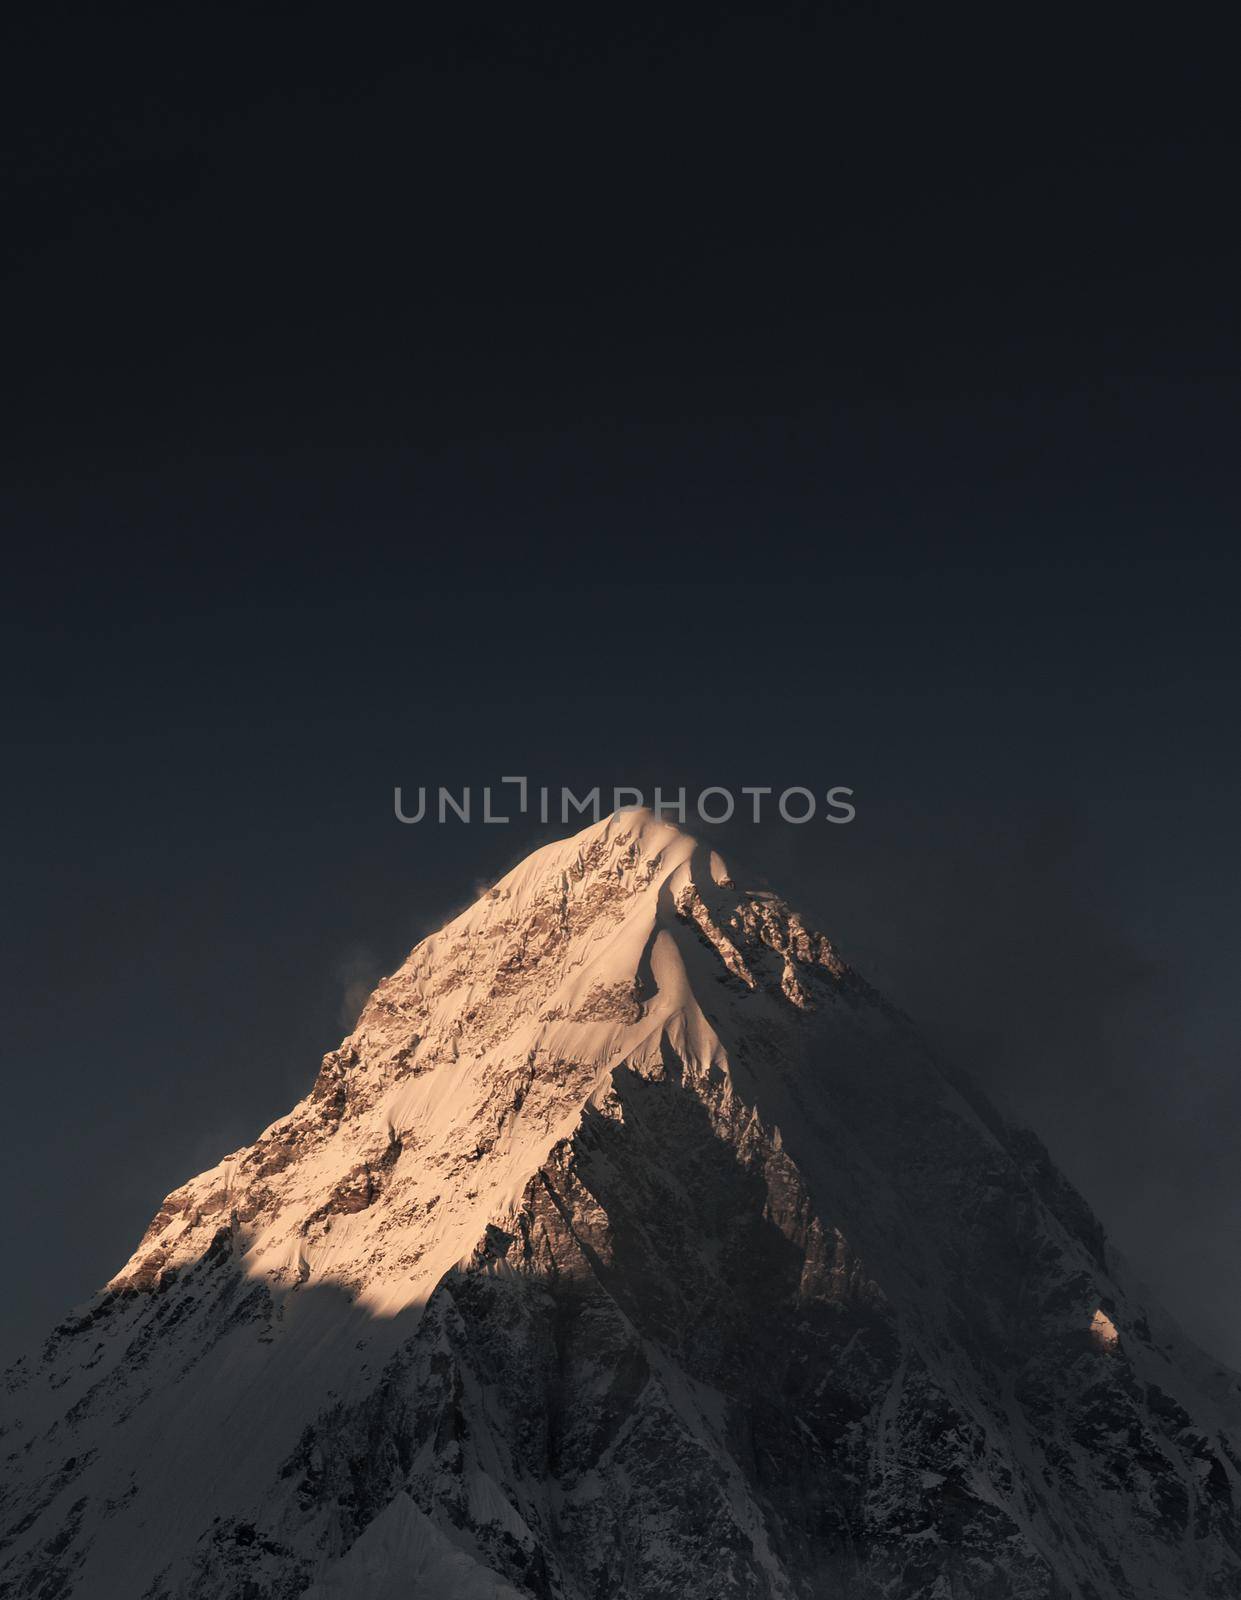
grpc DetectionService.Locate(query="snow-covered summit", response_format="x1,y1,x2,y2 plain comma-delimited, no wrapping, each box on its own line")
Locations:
3,817,1240,1599
108,806,852,1324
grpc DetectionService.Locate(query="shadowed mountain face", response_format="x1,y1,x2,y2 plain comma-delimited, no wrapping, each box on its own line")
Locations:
3,811,1239,1599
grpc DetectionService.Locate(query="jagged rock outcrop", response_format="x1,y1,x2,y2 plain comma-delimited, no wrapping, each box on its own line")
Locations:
3,810,1239,1598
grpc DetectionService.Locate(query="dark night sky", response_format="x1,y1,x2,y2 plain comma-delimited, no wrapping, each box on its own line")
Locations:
2,7,1238,1362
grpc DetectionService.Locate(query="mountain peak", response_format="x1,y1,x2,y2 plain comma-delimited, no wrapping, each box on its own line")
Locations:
104,814,845,1322
4,825,1239,1600
471,805,715,910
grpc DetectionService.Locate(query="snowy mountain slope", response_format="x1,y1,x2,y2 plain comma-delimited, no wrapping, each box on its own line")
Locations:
2,809,1239,1598
301,1493,525,1599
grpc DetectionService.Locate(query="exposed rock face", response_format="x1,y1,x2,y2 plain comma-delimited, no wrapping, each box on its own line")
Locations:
2,810,1239,1598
